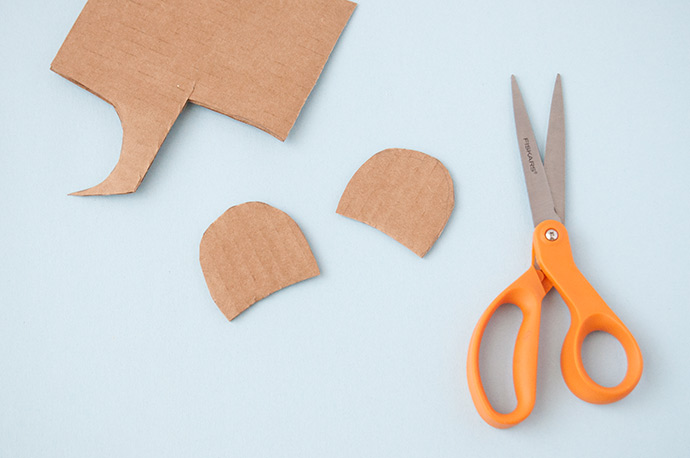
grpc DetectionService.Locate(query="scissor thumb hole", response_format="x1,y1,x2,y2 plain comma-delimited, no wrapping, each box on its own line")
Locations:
562,313,643,404
581,331,626,388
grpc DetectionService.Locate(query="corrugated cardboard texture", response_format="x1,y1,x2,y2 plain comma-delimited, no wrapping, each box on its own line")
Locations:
199,201,319,321
336,148,454,257
51,0,356,196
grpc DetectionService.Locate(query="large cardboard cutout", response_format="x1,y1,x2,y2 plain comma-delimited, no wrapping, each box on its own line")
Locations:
52,0,356,195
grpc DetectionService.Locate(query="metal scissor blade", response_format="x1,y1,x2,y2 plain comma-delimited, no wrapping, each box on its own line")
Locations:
511,75,561,226
544,74,565,221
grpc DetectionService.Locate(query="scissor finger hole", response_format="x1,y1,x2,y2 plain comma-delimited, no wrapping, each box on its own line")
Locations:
581,331,627,388
479,303,522,414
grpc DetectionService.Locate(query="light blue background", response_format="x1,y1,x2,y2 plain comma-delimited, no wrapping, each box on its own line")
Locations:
2,0,689,456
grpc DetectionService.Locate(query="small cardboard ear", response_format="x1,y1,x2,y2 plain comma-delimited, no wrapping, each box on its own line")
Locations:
337,148,454,257
200,202,319,321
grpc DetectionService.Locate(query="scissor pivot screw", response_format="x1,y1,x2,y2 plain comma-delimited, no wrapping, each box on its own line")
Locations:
545,229,559,241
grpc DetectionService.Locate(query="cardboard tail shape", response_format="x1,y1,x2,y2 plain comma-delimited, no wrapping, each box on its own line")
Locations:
66,80,193,196
51,0,356,195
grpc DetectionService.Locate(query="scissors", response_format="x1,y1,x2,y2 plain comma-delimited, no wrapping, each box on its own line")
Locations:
466,75,643,428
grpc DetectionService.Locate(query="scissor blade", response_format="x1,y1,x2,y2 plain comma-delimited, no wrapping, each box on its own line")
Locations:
544,74,565,221
511,75,561,226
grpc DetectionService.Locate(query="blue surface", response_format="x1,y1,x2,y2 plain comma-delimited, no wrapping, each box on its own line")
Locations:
2,0,690,456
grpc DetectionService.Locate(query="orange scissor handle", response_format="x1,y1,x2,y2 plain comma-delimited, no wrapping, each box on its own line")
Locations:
467,267,551,428
533,220,643,404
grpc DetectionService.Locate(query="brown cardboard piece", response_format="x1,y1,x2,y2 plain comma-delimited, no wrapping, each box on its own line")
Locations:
337,148,454,257
51,0,356,196
199,201,319,321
